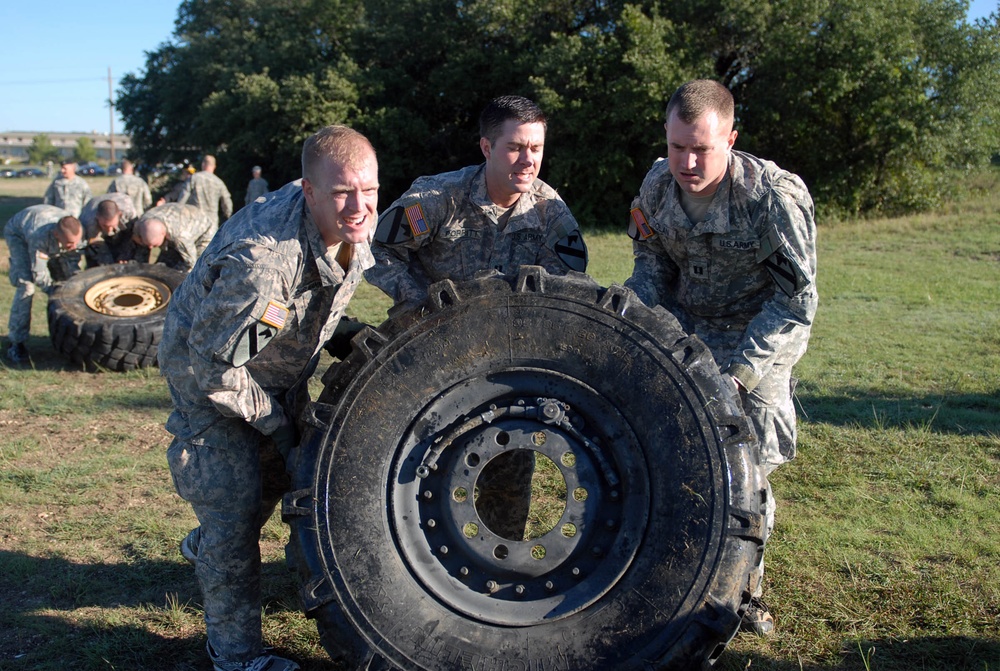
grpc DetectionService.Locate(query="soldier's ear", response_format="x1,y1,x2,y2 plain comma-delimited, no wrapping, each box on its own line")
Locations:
480,137,492,161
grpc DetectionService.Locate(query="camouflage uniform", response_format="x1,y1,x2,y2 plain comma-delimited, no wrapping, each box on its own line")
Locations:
158,181,373,663
43,174,93,217
625,150,817,596
80,193,140,266
138,203,215,272
107,172,153,216
4,205,86,346
178,171,233,231
365,164,588,311
367,164,587,538
244,177,269,206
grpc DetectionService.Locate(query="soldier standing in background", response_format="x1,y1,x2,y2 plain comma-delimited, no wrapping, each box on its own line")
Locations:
178,154,234,232
159,125,378,671
107,158,153,216
132,203,214,272
43,159,93,217
244,165,269,206
625,79,818,636
3,205,86,365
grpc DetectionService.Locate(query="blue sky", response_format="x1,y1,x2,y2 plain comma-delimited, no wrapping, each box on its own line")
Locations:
0,0,996,134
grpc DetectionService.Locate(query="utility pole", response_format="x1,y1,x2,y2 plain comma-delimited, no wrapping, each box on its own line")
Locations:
108,67,115,165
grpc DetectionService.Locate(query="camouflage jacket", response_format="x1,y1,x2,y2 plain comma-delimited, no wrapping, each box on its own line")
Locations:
177,171,233,228
138,203,215,271
365,164,587,308
158,182,374,441
43,175,93,217
245,177,269,205
4,204,86,291
107,173,153,215
624,150,817,391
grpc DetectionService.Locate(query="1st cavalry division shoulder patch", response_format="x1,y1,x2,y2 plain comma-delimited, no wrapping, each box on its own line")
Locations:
233,300,288,366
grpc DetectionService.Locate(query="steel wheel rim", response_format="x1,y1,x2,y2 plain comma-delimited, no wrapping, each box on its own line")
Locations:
389,368,650,626
83,275,171,317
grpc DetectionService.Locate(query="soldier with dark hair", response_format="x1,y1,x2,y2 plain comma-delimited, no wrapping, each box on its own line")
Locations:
626,79,818,636
159,125,378,671
365,95,588,539
3,205,86,365
80,192,140,265
366,95,588,315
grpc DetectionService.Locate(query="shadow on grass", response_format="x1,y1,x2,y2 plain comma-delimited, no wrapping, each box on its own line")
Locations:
0,550,337,671
797,387,1000,435
722,636,1000,670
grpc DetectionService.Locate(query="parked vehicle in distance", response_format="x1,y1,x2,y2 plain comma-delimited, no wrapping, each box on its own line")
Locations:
0,168,17,178
107,162,123,176
16,167,45,178
77,162,107,176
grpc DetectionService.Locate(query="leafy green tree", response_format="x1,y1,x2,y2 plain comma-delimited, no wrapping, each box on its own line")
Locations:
73,137,97,164
116,0,1000,221
27,134,61,165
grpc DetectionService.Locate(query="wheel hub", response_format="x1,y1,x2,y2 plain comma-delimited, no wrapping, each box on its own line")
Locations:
390,371,650,626
83,275,171,317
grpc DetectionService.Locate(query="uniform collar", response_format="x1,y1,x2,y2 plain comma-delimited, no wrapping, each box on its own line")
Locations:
470,164,542,232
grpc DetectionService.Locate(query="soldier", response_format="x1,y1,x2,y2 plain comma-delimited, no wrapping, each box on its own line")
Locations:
132,203,214,272
365,95,588,315
43,159,93,217
365,95,588,539
159,125,378,671
107,158,153,216
80,192,140,266
625,79,818,636
3,205,86,365
177,154,234,231
244,165,269,206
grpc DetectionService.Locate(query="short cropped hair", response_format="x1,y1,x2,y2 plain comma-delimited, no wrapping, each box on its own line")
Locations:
56,216,81,237
666,79,735,127
301,125,376,182
479,96,547,146
96,199,120,220
202,155,217,170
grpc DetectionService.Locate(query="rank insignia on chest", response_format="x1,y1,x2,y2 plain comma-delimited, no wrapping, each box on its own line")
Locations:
627,208,655,240
405,203,429,237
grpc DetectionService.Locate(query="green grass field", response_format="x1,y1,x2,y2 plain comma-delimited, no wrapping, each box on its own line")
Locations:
1,171,998,670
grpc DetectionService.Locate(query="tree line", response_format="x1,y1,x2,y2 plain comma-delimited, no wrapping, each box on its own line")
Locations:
117,0,1000,223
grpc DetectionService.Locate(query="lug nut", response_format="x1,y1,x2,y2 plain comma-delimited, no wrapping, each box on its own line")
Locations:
439,545,449,555
545,580,555,592
514,584,526,597
486,580,499,593
426,518,437,528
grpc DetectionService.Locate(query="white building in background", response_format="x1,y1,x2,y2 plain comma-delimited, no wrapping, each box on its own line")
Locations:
0,131,132,164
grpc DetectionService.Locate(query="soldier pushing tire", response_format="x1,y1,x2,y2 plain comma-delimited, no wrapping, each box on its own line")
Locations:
47,263,186,372
283,267,767,670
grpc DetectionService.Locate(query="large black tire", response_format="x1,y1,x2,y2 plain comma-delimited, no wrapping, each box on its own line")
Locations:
47,263,186,372
284,267,766,670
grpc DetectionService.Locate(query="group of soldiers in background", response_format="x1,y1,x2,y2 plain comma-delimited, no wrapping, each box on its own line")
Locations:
3,156,262,365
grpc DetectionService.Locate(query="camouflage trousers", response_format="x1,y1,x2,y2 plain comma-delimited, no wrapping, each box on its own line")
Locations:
166,417,290,662
4,227,36,346
737,363,796,598
691,323,799,599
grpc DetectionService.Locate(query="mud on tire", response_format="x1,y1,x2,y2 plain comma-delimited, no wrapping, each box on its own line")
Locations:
47,263,185,372
284,267,766,670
